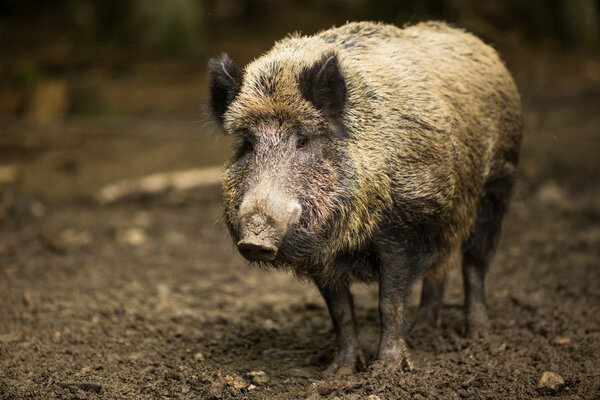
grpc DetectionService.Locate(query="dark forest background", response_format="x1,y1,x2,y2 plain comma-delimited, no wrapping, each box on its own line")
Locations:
0,0,598,121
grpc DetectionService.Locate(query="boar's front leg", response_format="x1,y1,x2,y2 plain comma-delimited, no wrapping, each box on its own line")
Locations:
315,279,365,377
373,253,415,372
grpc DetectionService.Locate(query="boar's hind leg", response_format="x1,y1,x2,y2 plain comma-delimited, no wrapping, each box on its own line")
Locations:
412,272,447,331
412,249,459,331
372,253,415,372
462,173,515,339
315,280,365,376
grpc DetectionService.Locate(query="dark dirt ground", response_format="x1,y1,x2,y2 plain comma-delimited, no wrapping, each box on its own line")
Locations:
1,40,600,399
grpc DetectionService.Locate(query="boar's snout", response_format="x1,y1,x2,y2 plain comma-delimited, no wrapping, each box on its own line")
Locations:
236,192,301,262
237,237,278,262
237,213,279,261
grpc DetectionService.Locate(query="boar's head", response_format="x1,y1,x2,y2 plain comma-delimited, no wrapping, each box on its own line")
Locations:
208,52,354,265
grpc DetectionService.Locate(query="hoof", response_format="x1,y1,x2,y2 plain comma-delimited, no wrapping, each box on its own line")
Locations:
322,350,365,378
464,303,489,339
372,338,414,374
369,357,414,375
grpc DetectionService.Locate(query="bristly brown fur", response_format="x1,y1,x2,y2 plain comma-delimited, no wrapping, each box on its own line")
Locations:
217,21,521,285
210,20,522,372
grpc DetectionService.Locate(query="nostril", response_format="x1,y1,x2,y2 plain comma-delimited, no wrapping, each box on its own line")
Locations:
237,239,278,262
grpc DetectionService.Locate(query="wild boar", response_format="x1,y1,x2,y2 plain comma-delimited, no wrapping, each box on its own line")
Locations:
208,21,522,375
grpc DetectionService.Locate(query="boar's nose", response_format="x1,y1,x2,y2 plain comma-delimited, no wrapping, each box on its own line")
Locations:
237,237,278,262
236,191,301,262
236,213,280,262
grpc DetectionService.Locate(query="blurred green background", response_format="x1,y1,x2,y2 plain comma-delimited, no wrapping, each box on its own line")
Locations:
1,0,598,120
0,0,599,203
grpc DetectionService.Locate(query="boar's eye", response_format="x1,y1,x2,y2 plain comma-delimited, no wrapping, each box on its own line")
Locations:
244,140,254,152
296,137,308,149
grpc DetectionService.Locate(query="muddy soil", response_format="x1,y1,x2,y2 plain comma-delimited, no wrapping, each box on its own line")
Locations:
1,47,600,399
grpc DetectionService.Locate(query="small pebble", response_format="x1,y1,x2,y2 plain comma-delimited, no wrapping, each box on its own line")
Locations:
247,370,269,385
261,319,278,331
537,371,564,393
117,227,147,246
224,373,246,389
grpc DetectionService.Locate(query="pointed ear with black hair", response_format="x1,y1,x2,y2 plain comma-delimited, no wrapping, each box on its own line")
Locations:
298,53,346,118
208,54,243,123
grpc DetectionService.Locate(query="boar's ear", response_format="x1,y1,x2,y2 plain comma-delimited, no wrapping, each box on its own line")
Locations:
208,54,243,123
298,53,346,118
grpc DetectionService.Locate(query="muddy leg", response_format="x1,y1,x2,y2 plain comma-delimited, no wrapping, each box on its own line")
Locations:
315,281,364,376
462,257,489,339
373,260,413,372
462,173,515,338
